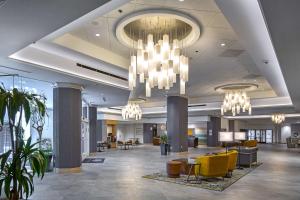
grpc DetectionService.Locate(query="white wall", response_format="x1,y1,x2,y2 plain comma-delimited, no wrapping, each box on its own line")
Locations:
221,118,229,131
281,125,291,143
116,124,143,143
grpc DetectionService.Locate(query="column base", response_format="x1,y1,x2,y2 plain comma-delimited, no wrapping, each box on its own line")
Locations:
54,167,81,174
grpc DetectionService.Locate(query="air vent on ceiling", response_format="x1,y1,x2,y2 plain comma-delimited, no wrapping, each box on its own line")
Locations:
242,74,262,80
219,49,244,57
76,63,128,81
188,104,206,108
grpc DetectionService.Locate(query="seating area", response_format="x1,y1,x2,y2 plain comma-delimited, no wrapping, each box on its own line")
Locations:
166,150,239,181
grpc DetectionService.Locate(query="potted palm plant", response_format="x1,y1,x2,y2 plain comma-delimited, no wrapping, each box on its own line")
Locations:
0,85,47,200
160,134,169,155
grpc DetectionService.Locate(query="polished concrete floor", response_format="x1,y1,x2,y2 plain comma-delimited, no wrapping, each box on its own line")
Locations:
32,144,300,200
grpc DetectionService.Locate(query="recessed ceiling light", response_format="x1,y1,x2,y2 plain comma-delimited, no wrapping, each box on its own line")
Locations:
95,33,100,37
220,43,226,47
179,0,184,2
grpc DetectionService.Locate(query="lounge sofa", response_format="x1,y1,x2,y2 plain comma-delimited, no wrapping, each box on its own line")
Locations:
242,140,257,148
152,137,160,146
195,154,229,179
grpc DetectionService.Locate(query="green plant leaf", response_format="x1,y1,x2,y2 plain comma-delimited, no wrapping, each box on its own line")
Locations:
4,175,12,199
23,98,31,125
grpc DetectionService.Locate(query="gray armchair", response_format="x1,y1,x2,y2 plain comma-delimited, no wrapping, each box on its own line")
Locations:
237,147,258,167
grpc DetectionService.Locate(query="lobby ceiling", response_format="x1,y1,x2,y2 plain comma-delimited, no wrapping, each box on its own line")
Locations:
1,0,295,117
51,0,275,101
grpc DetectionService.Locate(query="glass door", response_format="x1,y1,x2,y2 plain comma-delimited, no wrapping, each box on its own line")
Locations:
255,130,261,142
248,130,255,140
260,130,266,143
266,129,273,143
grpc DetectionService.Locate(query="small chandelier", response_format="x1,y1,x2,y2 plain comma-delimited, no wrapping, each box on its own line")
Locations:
221,91,252,116
122,102,142,120
272,114,285,124
128,34,189,97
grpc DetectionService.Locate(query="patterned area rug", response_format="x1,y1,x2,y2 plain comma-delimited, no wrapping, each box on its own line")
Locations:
82,158,105,163
143,163,262,191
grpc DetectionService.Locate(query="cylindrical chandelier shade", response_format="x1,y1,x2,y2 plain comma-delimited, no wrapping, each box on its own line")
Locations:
271,114,285,124
128,33,189,97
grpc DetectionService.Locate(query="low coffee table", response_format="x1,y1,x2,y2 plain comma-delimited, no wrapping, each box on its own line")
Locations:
186,158,201,183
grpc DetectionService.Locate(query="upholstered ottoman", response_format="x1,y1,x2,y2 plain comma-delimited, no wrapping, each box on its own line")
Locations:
166,161,182,178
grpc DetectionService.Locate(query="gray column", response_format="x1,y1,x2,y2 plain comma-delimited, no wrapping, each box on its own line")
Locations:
53,83,82,173
207,117,221,147
96,120,103,142
167,96,188,152
88,106,97,153
274,124,282,143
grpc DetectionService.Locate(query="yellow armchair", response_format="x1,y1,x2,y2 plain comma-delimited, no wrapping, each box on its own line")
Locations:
195,154,229,178
218,150,238,172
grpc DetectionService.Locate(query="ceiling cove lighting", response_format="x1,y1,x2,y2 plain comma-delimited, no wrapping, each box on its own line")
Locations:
271,114,285,124
215,83,258,116
115,10,200,97
121,102,142,120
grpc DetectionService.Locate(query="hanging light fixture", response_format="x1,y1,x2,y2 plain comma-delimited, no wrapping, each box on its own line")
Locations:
220,90,252,116
122,102,142,120
271,114,285,124
116,11,201,97
128,34,189,97
215,83,258,116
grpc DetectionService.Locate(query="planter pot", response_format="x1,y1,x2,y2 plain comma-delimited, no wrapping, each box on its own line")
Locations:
46,154,53,172
160,144,169,155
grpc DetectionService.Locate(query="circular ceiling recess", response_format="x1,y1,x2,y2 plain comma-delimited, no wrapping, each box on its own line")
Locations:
115,9,201,48
215,83,258,93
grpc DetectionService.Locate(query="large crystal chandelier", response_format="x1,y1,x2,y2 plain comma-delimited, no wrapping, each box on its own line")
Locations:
271,114,285,124
221,91,252,116
128,34,189,97
122,102,142,120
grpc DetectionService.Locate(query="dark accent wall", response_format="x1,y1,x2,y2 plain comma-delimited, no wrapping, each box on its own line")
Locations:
143,123,157,143
53,87,82,168
167,96,188,152
291,124,300,135
207,117,221,147
229,120,235,132
88,106,97,153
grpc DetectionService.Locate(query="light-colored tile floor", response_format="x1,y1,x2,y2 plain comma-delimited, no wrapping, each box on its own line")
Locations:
32,144,300,200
